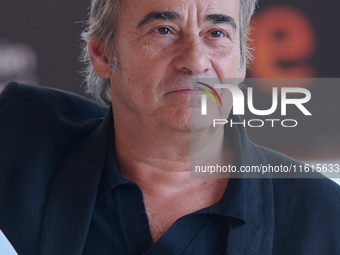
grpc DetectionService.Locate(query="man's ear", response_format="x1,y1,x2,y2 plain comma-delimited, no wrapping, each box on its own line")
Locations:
88,39,111,79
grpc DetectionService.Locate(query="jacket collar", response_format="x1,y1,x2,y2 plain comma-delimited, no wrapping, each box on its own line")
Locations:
222,113,275,254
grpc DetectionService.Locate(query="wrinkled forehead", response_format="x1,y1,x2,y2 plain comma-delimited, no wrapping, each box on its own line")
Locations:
118,0,240,29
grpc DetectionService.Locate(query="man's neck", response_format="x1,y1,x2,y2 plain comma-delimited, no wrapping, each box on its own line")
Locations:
112,113,234,242
114,117,232,179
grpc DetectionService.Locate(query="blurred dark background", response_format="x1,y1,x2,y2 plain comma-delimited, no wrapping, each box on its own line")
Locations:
0,0,89,94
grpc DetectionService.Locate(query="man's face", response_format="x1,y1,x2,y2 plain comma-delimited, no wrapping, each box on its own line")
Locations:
110,0,243,132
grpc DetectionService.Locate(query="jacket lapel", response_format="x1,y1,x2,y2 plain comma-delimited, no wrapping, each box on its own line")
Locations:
39,108,113,255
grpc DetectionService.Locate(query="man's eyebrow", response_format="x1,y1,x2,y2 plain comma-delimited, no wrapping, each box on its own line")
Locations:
137,11,180,29
205,14,237,31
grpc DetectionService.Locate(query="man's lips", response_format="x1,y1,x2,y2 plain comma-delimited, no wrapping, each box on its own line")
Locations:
165,89,204,95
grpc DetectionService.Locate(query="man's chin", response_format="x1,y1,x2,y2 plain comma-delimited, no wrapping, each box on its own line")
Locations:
164,112,217,133
155,106,221,133
161,121,212,134
189,114,216,133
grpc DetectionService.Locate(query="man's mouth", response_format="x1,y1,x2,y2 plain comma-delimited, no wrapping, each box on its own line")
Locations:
166,88,205,95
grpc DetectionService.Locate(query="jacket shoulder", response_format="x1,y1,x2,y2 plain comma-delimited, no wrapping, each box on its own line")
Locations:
0,83,108,161
0,82,107,120
0,83,108,166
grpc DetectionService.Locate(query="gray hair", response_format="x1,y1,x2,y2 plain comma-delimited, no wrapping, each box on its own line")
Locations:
81,0,258,105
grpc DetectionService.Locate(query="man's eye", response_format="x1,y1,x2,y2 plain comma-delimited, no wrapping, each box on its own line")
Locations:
158,27,170,34
210,31,224,38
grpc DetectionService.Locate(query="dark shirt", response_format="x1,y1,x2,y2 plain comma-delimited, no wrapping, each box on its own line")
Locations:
82,122,243,255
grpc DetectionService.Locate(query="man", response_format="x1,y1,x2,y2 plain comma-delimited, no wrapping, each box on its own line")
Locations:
0,0,339,254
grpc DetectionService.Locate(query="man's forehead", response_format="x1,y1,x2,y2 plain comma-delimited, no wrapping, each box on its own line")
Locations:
137,11,237,31
121,0,240,25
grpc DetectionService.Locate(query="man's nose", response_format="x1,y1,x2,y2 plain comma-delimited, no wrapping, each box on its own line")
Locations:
173,36,212,75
